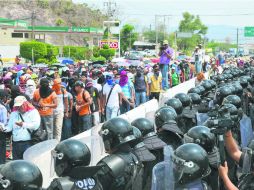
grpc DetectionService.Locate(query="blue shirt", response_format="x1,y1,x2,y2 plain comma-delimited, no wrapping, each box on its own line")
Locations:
160,47,174,65
0,104,8,126
3,109,40,142
121,82,134,99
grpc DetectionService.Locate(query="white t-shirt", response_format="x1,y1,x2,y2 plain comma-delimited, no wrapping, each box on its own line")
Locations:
103,83,122,108
54,92,68,114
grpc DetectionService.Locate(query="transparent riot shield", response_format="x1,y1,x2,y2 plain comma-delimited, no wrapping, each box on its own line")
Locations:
23,139,58,188
151,146,175,190
240,114,253,148
196,112,209,125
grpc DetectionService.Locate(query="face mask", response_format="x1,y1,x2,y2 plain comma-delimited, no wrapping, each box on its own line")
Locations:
155,71,159,76
106,79,114,85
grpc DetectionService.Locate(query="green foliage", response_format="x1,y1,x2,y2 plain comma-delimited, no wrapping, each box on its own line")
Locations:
91,56,106,62
177,12,208,54
36,58,49,64
99,45,115,60
20,41,59,64
37,0,49,9
206,41,237,52
93,46,100,57
20,41,47,63
63,46,94,60
55,18,65,26
120,24,138,53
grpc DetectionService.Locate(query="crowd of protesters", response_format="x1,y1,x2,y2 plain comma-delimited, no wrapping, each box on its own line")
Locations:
0,44,252,163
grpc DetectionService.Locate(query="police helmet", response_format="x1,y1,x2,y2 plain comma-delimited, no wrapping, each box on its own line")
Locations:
131,118,155,137
232,83,243,97
188,87,200,95
223,95,241,109
174,93,191,107
215,86,232,105
0,160,43,190
172,143,210,185
220,103,239,123
155,106,177,129
184,126,215,153
188,93,201,105
165,98,183,114
239,77,248,88
53,139,91,177
201,81,212,91
196,85,206,96
100,118,135,152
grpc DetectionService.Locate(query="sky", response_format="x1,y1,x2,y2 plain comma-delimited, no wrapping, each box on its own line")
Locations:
74,0,254,43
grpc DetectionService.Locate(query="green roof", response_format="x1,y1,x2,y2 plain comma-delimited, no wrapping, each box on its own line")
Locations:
0,17,27,28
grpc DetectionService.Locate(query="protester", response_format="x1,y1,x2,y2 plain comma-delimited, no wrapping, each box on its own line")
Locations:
149,64,162,101
170,65,180,87
9,85,30,110
193,46,202,74
85,79,101,126
74,81,92,132
25,79,36,100
119,70,135,114
158,40,173,90
61,82,73,140
133,68,148,106
0,89,8,164
52,78,68,141
33,78,57,140
195,72,205,86
0,96,40,160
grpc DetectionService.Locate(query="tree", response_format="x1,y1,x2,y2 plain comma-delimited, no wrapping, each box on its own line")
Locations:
99,44,115,60
177,12,208,54
20,41,47,63
120,24,138,54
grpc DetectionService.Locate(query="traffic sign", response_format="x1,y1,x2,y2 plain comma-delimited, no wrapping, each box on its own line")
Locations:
176,32,193,38
244,27,254,37
100,40,119,49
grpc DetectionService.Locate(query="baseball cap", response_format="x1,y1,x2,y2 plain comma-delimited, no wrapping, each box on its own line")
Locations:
61,82,67,88
74,81,84,88
163,40,169,45
85,79,93,88
14,96,27,107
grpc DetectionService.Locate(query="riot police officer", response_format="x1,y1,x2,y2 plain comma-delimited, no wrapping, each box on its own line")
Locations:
131,118,167,190
184,126,220,190
0,160,43,190
155,106,183,149
47,139,102,190
174,93,196,133
96,117,141,190
173,143,211,190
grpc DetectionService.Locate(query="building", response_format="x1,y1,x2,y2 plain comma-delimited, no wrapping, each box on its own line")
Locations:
0,17,103,59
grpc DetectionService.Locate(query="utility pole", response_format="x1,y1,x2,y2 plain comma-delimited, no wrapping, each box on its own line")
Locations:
104,0,116,19
31,10,36,40
155,14,172,44
236,28,239,57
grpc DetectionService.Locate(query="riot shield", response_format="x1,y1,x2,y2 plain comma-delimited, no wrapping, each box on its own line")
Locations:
151,146,175,190
196,112,209,125
23,139,58,188
240,114,253,148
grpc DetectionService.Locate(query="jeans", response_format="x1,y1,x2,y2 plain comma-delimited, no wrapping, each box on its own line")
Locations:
79,114,92,133
61,117,72,141
195,61,202,74
53,111,64,142
41,115,53,140
0,132,6,164
106,106,119,121
149,92,160,101
120,99,131,114
160,64,169,89
12,141,32,160
135,91,146,106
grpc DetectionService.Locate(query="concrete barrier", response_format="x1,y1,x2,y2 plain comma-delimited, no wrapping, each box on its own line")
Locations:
24,99,159,188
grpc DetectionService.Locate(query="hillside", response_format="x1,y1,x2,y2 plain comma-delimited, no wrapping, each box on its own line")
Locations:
0,0,107,45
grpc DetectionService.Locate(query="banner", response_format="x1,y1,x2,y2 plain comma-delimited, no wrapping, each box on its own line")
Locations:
100,40,119,49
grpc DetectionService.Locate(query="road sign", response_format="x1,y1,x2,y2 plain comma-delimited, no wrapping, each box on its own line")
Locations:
100,40,119,49
244,27,254,37
176,32,193,38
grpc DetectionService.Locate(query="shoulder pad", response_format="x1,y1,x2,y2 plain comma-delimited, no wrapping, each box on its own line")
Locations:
48,177,74,190
99,155,126,178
